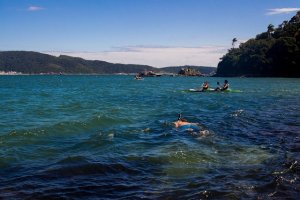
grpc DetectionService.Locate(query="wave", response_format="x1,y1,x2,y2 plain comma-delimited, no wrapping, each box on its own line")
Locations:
1,114,132,139
42,157,140,177
255,159,299,199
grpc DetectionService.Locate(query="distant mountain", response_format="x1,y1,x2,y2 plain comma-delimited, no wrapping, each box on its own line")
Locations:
0,51,214,75
0,51,156,74
216,11,300,77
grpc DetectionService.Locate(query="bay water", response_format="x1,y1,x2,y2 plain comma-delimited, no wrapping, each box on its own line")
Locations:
0,75,299,199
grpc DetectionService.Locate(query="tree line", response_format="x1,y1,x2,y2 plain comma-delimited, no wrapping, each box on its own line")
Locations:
216,11,300,77
0,51,215,75
0,51,157,74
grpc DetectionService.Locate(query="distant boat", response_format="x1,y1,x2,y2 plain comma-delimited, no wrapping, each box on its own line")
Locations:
134,75,144,80
138,70,161,77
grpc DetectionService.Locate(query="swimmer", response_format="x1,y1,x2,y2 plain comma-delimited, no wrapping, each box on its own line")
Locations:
173,114,210,137
173,114,201,132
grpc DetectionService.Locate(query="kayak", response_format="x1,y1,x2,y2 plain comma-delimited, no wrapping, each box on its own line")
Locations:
223,89,242,93
185,88,214,92
184,88,242,93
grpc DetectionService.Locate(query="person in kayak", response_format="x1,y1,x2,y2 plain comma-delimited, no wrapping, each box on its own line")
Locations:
135,75,143,80
214,81,221,91
199,81,209,91
220,80,229,91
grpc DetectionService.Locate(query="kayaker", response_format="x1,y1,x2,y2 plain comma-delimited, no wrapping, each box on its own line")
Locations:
221,80,229,91
214,81,221,91
200,81,209,91
135,75,143,80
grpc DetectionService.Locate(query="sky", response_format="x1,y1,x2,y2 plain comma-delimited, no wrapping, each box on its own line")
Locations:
1,0,300,67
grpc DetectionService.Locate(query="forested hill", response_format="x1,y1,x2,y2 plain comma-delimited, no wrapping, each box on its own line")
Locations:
0,51,155,74
216,11,300,77
0,51,215,75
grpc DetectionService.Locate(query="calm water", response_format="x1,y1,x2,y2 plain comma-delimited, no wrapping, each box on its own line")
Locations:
0,75,299,199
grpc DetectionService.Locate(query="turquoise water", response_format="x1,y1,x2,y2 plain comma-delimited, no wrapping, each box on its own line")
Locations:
0,75,299,199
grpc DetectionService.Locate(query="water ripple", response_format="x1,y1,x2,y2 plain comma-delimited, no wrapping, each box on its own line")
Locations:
0,76,299,199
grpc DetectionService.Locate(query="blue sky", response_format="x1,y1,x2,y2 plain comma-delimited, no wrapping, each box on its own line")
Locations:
1,0,299,67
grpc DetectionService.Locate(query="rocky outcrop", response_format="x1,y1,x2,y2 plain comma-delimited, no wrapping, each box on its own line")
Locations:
138,70,162,77
178,68,202,76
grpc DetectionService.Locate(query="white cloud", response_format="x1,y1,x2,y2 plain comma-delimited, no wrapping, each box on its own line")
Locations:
45,46,228,67
266,8,300,15
27,6,44,11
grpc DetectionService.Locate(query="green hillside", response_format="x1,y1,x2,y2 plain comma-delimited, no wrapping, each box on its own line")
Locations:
0,51,214,75
0,51,156,74
216,11,300,77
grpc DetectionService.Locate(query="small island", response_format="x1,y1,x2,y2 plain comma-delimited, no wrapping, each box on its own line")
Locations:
178,67,202,76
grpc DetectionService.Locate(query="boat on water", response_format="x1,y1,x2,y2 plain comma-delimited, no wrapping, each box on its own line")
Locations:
185,88,242,93
134,75,144,80
138,70,162,77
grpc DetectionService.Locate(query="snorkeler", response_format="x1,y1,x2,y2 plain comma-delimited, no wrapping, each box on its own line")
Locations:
173,114,210,137
173,114,201,131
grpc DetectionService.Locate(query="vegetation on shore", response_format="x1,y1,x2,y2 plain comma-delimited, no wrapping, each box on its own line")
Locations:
2,13,300,77
0,51,155,74
0,51,215,75
216,11,300,77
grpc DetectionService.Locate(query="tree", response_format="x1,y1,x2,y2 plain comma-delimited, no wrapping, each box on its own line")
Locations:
267,24,275,38
290,11,300,23
279,20,288,30
232,38,238,48
215,12,300,77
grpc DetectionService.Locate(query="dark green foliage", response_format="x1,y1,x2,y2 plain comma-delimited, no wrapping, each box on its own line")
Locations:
0,52,214,75
0,51,156,74
216,12,300,77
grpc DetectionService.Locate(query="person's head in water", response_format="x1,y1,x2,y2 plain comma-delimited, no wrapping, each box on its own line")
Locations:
174,117,189,128
178,113,182,120
224,80,228,84
174,114,189,128
177,114,187,122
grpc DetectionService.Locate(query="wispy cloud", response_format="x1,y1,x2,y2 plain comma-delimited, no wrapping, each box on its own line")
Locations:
27,6,44,12
45,46,228,67
266,8,300,15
